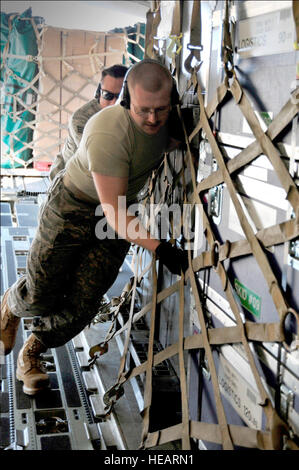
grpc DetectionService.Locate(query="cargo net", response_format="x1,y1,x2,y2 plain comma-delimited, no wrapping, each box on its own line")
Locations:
0,10,144,170
88,1,299,451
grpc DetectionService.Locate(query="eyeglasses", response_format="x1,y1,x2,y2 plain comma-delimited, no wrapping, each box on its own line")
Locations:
101,89,120,101
131,103,171,119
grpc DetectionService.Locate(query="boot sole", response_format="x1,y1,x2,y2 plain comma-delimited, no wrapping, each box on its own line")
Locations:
16,371,50,396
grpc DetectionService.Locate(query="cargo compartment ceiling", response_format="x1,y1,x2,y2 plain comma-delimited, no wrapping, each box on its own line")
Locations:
0,1,150,31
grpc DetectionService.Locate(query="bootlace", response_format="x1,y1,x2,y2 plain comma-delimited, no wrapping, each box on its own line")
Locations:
27,342,45,370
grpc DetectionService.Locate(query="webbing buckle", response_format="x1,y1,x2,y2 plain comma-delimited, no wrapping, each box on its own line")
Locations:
187,43,203,52
184,44,203,73
167,34,183,58
282,308,299,352
103,383,124,407
88,342,108,366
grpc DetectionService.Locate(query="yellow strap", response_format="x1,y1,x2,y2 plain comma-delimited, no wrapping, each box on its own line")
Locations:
293,0,299,48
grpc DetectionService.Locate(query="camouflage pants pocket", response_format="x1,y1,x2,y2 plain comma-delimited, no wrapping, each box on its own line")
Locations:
8,175,130,347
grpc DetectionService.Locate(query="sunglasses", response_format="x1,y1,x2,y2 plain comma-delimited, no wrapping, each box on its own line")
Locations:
101,89,120,101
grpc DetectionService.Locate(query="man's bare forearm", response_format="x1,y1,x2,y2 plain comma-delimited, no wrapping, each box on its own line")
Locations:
105,208,160,252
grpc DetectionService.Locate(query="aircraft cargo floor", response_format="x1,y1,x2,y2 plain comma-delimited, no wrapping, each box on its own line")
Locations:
0,172,181,451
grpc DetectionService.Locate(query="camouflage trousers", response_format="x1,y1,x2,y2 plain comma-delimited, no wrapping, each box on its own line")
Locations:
8,171,130,348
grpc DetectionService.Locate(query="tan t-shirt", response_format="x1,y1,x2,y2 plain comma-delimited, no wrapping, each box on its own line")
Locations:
62,98,101,164
66,104,169,203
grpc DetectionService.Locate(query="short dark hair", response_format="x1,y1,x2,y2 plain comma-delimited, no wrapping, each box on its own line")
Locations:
95,64,128,99
102,64,128,80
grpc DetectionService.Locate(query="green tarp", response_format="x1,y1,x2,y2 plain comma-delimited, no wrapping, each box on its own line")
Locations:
125,23,145,64
111,22,145,65
1,8,44,168
0,15,144,169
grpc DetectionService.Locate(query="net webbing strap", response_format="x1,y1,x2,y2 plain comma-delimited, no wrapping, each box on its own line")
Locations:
174,1,297,445
131,74,297,448
90,0,298,450
117,250,139,383
111,321,286,384
189,89,299,194
178,258,191,450
187,224,234,450
140,257,158,448
230,77,299,216
2,15,43,168
2,21,130,167
98,118,297,442
144,420,272,449
94,80,298,441
181,80,292,447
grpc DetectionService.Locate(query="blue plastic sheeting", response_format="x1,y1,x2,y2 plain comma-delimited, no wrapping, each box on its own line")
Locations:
1,8,44,168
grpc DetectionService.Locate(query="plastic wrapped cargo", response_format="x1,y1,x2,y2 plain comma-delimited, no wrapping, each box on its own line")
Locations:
1,8,44,168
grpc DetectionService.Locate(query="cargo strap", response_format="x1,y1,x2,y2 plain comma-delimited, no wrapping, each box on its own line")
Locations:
117,250,140,385
93,89,298,450
145,1,161,59
180,85,294,449
140,257,158,447
181,0,297,448
90,0,299,450
184,0,203,74
145,0,182,79
88,279,134,363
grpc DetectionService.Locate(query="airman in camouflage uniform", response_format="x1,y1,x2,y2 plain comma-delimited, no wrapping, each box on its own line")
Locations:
1,60,187,396
9,64,129,347
49,64,128,180
8,171,130,347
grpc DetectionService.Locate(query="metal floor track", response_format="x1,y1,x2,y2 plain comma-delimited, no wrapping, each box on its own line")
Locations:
0,185,140,450
1,175,181,451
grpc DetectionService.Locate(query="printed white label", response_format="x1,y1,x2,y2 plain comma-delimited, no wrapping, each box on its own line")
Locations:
237,8,295,58
218,354,263,429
